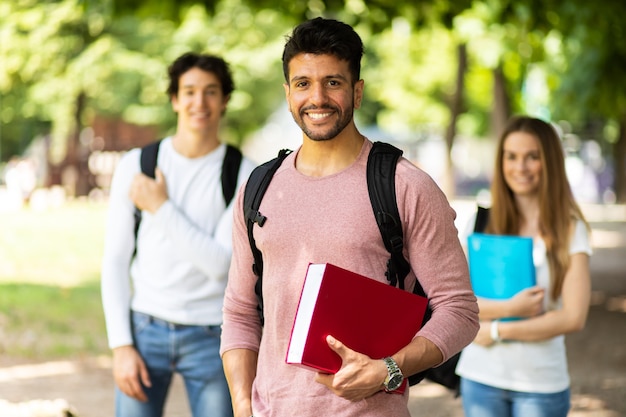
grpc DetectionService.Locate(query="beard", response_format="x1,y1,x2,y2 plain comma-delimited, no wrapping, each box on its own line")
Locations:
291,104,354,142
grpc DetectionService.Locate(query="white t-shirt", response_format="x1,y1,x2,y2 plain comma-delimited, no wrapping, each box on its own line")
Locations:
101,138,255,348
456,213,592,393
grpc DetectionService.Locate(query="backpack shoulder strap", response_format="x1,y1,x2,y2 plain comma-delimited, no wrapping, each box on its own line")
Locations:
366,141,412,292
221,144,243,206
474,206,490,233
139,140,161,179
367,143,430,387
134,140,162,251
243,148,292,324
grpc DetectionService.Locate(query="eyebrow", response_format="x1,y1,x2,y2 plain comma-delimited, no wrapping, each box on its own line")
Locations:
289,74,349,84
502,149,540,156
503,148,539,152
181,83,221,89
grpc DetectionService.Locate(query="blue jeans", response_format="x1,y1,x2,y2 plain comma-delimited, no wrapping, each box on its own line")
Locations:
460,378,570,417
115,311,233,417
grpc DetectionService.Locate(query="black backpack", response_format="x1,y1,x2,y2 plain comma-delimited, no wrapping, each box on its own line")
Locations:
242,141,478,392
133,140,243,246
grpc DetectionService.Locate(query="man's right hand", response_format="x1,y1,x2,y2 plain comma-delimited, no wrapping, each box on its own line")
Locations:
129,168,168,214
112,345,152,402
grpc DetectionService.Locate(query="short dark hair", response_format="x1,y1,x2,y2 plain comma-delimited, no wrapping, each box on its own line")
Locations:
282,17,364,84
166,52,235,97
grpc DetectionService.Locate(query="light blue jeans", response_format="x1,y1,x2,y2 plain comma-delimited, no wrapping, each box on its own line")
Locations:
460,378,570,417
115,311,233,417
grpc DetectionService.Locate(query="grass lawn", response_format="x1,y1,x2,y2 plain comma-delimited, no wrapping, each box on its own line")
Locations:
0,201,109,361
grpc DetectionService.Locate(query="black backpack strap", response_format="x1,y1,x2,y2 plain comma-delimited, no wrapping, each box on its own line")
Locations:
366,141,411,291
367,142,435,387
134,140,162,252
139,140,161,179
221,144,243,206
243,149,292,324
474,206,490,233
134,141,241,252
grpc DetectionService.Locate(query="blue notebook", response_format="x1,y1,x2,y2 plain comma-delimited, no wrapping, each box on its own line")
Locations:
467,233,536,304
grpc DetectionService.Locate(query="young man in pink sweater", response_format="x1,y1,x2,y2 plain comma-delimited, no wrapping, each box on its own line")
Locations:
220,18,479,417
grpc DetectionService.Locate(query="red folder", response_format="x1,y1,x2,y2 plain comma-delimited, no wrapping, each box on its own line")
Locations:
286,263,428,375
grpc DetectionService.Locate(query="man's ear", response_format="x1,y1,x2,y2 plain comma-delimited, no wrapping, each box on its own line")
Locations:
283,83,292,113
354,79,364,109
221,94,230,115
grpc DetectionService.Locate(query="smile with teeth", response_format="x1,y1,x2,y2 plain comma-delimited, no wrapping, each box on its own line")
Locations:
307,112,332,120
512,176,533,183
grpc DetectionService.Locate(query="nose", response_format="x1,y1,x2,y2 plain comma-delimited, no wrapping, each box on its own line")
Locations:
195,91,206,107
513,158,527,171
309,82,327,105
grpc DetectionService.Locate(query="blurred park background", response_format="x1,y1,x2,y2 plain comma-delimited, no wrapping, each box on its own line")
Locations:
1,0,625,416
2,0,626,204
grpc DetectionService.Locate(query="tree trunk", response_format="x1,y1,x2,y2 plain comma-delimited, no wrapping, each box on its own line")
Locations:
614,115,626,203
442,43,467,198
66,93,84,166
62,91,93,197
491,65,510,141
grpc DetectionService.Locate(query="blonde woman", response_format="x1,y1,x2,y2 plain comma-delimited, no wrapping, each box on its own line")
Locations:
456,116,592,417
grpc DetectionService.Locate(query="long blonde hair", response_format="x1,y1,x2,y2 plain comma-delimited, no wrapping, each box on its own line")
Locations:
486,116,589,300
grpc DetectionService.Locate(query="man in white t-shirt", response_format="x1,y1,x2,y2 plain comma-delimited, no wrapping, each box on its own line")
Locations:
101,52,255,417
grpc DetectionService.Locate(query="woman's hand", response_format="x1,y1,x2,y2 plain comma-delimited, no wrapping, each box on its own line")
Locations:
473,321,495,347
509,286,545,318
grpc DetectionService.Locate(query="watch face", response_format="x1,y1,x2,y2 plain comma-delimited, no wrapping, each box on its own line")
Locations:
387,374,403,390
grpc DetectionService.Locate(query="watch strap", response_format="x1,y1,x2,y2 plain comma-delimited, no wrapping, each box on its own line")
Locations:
382,356,403,391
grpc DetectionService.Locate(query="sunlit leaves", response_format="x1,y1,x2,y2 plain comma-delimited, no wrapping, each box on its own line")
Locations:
365,21,456,132
1,0,624,199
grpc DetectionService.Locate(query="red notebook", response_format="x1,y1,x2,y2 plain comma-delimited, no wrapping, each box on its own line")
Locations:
286,263,428,375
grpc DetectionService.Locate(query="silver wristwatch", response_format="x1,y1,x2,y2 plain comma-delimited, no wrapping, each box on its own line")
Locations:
382,357,404,392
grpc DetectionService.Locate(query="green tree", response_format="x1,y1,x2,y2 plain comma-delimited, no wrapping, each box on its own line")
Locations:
547,0,626,202
1,0,102,193
1,0,292,195
3,0,625,201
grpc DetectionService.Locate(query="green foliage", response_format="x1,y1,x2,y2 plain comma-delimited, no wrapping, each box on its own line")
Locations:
0,202,106,285
462,66,493,135
365,21,457,134
548,0,626,124
0,201,108,359
1,0,625,197
186,2,295,145
1,0,98,161
0,0,296,161
0,282,107,359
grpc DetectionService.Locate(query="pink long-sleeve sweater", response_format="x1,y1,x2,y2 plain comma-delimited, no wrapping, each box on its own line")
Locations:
221,140,478,417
